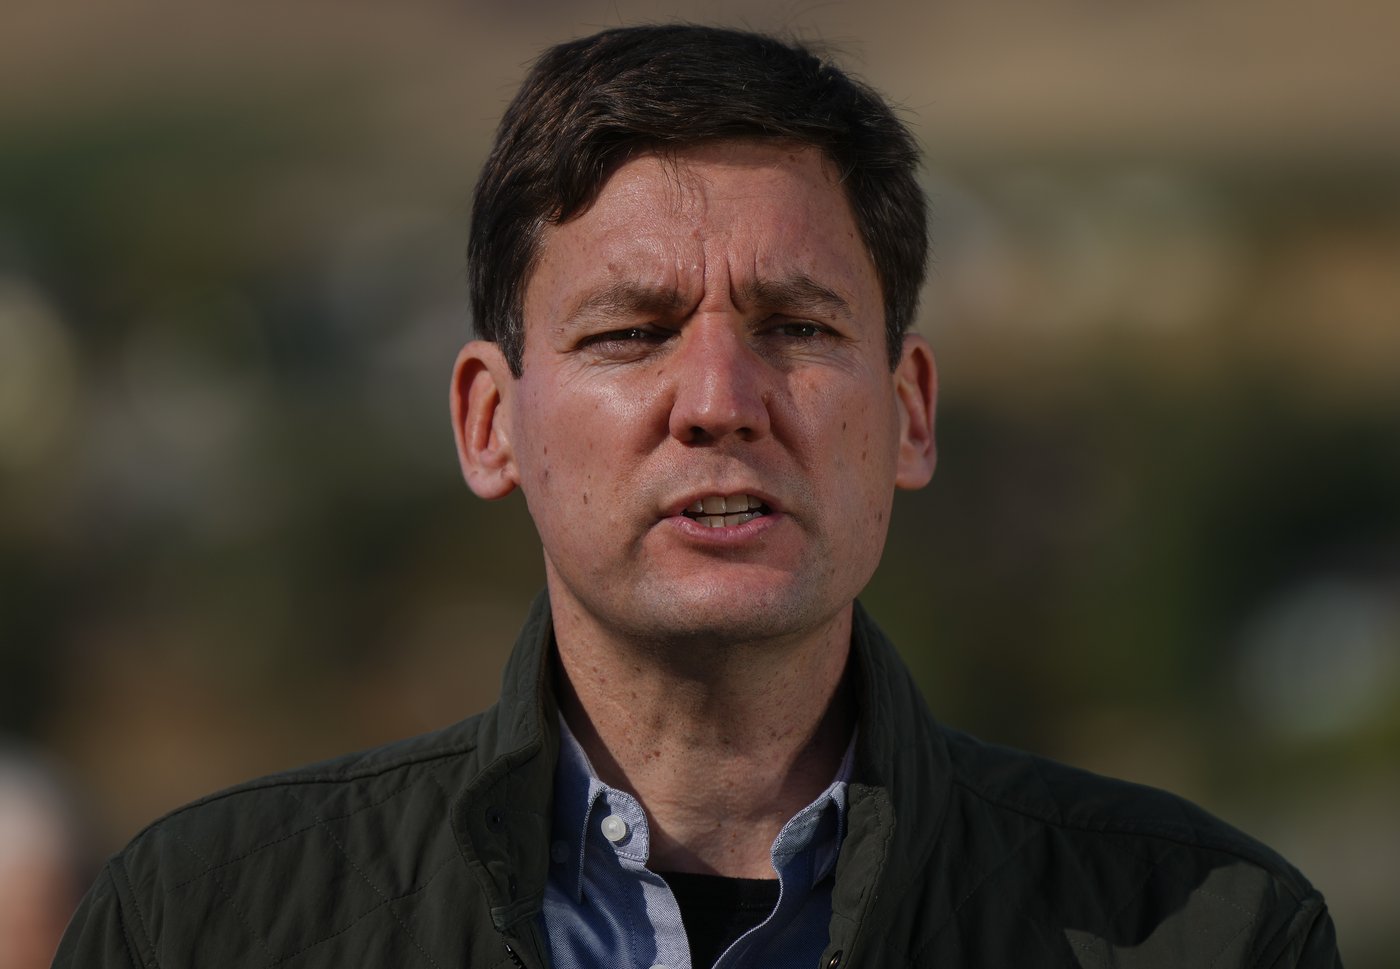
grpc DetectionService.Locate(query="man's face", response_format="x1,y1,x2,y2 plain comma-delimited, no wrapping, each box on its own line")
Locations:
460,139,934,647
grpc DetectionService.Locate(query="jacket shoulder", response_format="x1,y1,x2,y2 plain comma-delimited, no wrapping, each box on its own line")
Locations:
941,726,1305,881
71,715,495,968
129,712,486,857
919,728,1339,968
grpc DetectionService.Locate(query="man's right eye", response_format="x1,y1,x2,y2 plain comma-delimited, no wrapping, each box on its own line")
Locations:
580,326,669,349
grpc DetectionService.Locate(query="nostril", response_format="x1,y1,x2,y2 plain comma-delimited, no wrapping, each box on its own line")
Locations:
684,423,757,444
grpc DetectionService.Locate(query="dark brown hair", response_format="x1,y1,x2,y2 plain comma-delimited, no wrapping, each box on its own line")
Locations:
468,24,927,374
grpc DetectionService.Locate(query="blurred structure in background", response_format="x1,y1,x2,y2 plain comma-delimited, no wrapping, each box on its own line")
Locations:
1,0,1396,964
0,745,91,969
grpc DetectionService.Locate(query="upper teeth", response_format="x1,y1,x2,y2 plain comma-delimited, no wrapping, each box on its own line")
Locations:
688,494,760,515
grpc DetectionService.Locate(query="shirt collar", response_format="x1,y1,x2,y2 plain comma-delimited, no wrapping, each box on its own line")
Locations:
550,712,855,902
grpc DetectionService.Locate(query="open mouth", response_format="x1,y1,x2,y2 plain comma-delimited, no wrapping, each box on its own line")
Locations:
681,493,771,529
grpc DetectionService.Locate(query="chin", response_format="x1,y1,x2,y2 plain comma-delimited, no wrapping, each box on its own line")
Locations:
618,581,845,650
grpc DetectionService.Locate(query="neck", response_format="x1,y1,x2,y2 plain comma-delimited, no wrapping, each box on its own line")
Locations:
550,588,855,879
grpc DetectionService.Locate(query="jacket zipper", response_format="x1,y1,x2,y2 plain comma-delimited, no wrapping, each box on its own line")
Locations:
503,935,551,969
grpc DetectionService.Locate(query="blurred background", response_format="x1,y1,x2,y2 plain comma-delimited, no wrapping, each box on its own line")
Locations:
1,0,1396,964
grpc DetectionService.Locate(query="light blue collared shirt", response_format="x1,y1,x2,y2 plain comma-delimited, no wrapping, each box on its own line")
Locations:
541,716,853,969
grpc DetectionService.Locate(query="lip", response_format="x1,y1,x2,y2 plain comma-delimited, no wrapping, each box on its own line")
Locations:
662,488,783,519
657,487,786,545
663,507,785,544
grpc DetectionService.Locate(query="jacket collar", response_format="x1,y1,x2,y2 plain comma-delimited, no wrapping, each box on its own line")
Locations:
452,593,954,950
452,590,560,933
826,600,954,963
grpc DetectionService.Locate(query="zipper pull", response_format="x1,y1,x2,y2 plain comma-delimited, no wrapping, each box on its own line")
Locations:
502,920,550,968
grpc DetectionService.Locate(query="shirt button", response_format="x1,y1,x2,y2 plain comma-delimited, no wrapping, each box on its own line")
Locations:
600,814,629,843
550,840,570,864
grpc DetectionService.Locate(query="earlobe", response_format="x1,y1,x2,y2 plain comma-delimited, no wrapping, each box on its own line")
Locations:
451,341,519,500
893,333,938,490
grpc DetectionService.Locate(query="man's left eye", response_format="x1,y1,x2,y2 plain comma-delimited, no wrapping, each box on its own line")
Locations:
772,321,824,339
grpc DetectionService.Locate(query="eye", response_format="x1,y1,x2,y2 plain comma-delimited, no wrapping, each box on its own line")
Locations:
590,324,649,340
774,321,824,339
753,318,849,362
581,325,660,344
764,318,841,343
576,324,673,357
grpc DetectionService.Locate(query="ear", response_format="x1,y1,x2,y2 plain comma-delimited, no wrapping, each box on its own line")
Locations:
450,340,519,500
892,333,938,490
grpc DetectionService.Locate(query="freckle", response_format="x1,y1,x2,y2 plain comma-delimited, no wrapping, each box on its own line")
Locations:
543,445,548,456
861,450,867,460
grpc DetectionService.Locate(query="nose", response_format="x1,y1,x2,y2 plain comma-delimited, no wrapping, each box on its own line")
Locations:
666,317,772,445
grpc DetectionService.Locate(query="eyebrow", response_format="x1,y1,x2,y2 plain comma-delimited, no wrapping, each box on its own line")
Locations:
560,273,853,329
560,281,694,330
735,274,853,321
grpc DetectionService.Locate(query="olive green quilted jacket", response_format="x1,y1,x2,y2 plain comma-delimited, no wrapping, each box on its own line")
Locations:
55,595,1341,968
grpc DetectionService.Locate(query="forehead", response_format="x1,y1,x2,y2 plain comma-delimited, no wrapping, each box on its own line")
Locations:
522,140,880,329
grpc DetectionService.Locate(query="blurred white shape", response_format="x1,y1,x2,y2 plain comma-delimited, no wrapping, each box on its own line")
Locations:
0,749,85,969
1236,576,1400,739
0,276,79,472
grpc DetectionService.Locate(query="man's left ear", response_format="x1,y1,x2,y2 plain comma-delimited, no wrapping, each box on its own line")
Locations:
450,340,520,500
893,333,937,490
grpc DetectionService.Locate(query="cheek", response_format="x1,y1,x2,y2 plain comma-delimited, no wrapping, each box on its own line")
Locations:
786,369,897,462
512,388,564,501
794,375,901,532
515,383,636,510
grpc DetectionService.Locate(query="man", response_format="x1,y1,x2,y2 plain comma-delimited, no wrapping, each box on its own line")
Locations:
55,24,1340,969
